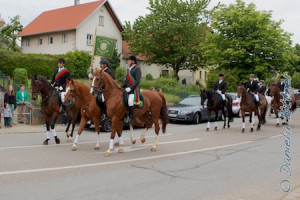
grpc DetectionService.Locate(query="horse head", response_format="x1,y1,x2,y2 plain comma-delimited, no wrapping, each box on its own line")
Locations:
65,79,78,104
237,82,246,98
269,83,279,97
200,89,207,106
92,68,105,94
31,75,42,100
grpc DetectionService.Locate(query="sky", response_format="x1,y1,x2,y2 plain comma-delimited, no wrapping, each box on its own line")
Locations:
1,0,299,44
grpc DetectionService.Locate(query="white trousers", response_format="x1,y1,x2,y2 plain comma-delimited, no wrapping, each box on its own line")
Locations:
128,94,134,106
101,93,105,102
217,90,226,101
60,92,66,103
254,94,259,102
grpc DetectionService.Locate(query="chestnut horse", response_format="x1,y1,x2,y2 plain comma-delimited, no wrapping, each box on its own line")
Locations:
269,84,296,127
92,69,168,157
64,80,102,151
31,75,61,145
237,85,267,133
64,95,81,142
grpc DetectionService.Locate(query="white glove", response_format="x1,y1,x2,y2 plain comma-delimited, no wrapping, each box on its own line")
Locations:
59,86,63,91
90,87,94,94
88,73,93,79
125,87,131,93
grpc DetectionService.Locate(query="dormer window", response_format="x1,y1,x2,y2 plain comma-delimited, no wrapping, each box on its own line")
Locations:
99,16,104,26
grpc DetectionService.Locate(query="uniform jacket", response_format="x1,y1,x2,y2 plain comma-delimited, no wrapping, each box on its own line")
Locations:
104,67,115,79
121,65,142,93
245,80,259,93
278,81,285,92
213,80,227,94
51,68,71,90
16,90,29,104
258,86,266,95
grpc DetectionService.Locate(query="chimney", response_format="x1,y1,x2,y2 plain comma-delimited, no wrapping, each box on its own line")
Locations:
74,0,80,5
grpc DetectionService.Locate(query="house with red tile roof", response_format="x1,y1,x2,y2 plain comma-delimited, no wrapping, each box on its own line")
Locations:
20,0,123,68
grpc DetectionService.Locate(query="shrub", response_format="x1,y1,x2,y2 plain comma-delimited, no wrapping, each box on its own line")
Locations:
13,68,28,86
145,73,154,80
65,50,91,79
115,66,126,83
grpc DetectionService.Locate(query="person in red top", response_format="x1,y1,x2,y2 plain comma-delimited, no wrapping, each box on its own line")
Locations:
51,58,71,112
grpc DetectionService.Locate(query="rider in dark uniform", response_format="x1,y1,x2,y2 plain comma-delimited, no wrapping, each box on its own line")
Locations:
121,55,142,123
213,73,227,106
51,58,71,112
98,59,115,119
258,80,267,95
245,74,259,106
278,76,285,92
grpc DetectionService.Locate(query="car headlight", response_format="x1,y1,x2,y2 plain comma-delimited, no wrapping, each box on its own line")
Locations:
180,110,193,115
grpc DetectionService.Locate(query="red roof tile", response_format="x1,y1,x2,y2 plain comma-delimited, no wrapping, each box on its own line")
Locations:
21,0,107,36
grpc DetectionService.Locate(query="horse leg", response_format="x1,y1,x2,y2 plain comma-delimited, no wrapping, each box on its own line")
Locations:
117,124,125,153
68,119,77,142
66,119,72,142
206,111,211,131
93,115,101,150
256,110,261,131
241,111,245,133
51,115,60,144
72,117,88,151
249,112,254,132
214,110,218,131
275,109,280,127
129,124,136,144
151,118,160,152
43,119,51,145
222,109,226,129
140,116,152,144
105,117,119,157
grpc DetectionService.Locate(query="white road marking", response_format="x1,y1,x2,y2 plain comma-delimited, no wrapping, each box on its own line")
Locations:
0,140,254,176
0,134,173,150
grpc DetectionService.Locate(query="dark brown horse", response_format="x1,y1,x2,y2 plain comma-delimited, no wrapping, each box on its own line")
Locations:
237,85,267,133
92,69,168,157
31,75,61,145
64,80,102,151
200,90,233,131
269,83,296,127
64,95,81,142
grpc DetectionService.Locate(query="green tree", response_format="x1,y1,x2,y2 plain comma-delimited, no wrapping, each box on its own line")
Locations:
286,44,300,74
204,0,292,81
123,0,210,80
206,69,240,92
0,15,23,51
292,72,300,89
108,48,121,71
13,68,28,86
65,50,91,79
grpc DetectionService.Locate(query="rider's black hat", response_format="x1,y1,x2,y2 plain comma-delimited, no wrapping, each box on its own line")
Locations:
128,55,137,63
58,58,66,64
219,73,224,77
280,75,285,79
249,74,255,77
100,59,110,67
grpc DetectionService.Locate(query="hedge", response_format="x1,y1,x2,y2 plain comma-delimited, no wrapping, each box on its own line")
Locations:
0,50,91,79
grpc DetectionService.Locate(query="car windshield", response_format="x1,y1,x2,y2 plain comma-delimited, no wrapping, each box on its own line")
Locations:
229,94,237,100
179,97,200,106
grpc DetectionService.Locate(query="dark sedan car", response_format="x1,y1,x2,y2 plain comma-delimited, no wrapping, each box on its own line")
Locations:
168,95,220,124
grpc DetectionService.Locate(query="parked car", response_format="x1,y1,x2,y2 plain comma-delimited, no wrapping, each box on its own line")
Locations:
294,93,300,107
84,115,113,132
227,92,240,117
168,95,221,124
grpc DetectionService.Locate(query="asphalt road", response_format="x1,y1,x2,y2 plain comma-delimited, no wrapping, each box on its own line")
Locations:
0,111,300,200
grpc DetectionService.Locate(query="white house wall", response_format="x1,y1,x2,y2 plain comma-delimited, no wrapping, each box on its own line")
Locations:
21,31,76,54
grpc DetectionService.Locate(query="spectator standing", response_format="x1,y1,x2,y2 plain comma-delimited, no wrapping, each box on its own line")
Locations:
4,85,16,126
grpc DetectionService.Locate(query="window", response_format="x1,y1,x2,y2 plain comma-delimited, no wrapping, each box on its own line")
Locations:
24,39,30,47
62,33,68,43
39,38,43,45
86,34,93,45
99,16,104,26
48,36,54,44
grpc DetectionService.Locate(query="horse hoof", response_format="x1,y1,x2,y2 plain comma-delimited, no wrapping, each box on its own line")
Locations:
151,147,157,152
223,126,225,129
43,139,49,145
118,147,124,153
257,128,260,131
215,127,217,131
241,129,245,133
72,144,77,151
66,137,72,143
250,128,254,132
104,151,112,157
131,139,136,145
228,125,230,128
206,128,209,132
141,138,146,144
94,146,101,150
55,138,60,144
276,123,280,127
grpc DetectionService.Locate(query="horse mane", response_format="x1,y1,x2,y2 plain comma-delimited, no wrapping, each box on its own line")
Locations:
35,75,53,90
73,80,89,90
96,69,122,90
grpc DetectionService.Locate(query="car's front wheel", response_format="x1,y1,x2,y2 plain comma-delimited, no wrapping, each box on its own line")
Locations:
101,118,112,132
193,113,201,124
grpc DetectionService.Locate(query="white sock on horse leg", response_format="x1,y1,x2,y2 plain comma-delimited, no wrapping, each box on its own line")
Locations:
46,131,50,139
118,136,124,145
276,118,280,124
51,129,57,137
251,123,254,128
74,134,80,144
215,121,218,128
109,139,114,150
242,122,245,129
207,122,210,128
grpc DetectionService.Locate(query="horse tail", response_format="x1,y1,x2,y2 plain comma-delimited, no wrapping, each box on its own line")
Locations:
157,92,168,134
261,97,268,125
227,95,233,120
292,101,297,112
